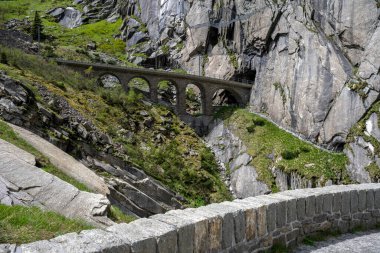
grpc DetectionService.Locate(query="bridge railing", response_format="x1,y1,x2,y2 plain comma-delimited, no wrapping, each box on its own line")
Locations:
13,184,380,252
57,59,255,86
128,63,256,85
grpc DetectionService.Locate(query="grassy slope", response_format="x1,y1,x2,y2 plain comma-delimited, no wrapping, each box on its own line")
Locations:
222,109,349,191
0,204,93,244
0,46,231,206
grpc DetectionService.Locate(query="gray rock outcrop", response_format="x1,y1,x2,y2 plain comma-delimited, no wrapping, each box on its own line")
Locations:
0,138,113,227
206,121,270,198
83,0,379,151
47,7,83,28
0,67,183,218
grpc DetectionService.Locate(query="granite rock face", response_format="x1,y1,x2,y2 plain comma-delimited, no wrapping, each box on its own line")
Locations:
83,0,379,149
0,138,113,227
206,121,270,198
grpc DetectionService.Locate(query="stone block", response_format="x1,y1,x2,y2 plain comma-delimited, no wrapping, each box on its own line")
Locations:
285,229,299,242
151,214,194,253
257,206,267,237
166,209,210,252
267,203,276,233
338,220,349,233
287,199,297,223
367,189,375,210
313,214,327,223
322,193,333,213
305,195,316,217
276,201,286,228
107,219,177,253
341,191,351,215
222,201,255,242
272,234,286,246
333,192,342,213
296,198,306,220
350,190,359,213
314,195,323,215
245,208,257,241
375,188,380,209
358,190,367,212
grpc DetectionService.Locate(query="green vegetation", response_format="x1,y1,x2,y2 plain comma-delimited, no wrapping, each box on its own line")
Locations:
227,48,238,69
32,11,43,41
108,205,136,224
348,80,368,99
273,82,287,106
0,204,93,244
0,46,231,207
0,119,92,192
43,18,125,57
221,109,349,190
0,0,73,23
348,100,380,180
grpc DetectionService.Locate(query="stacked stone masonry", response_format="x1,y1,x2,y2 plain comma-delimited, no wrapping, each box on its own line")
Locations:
2,184,380,253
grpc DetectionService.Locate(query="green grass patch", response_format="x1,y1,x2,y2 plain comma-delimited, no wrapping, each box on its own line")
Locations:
225,109,349,190
0,204,93,244
0,46,231,207
108,205,136,224
0,119,91,192
0,0,74,23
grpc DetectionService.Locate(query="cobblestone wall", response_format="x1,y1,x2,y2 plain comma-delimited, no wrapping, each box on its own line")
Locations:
2,184,380,253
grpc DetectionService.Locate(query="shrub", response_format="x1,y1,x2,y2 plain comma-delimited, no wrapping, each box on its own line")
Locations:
281,150,300,160
0,52,7,65
253,118,265,126
246,124,255,133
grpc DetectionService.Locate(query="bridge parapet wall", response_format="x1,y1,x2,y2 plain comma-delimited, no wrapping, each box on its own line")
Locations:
8,184,380,253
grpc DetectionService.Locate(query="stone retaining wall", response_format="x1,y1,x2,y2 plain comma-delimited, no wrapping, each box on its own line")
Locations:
2,184,380,253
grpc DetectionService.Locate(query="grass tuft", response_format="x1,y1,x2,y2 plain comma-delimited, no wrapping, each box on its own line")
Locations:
0,204,93,244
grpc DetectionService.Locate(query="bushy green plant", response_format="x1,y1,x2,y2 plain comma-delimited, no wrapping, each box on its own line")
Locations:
32,11,44,41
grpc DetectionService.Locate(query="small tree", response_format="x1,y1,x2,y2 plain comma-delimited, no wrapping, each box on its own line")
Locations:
0,52,7,65
32,11,44,41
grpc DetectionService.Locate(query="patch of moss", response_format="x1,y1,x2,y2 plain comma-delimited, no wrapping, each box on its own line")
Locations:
225,109,349,189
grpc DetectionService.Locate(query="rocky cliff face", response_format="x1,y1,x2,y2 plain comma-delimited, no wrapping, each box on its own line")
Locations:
77,0,380,184
81,0,379,150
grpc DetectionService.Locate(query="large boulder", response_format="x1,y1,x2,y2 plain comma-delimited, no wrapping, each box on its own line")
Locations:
0,139,113,227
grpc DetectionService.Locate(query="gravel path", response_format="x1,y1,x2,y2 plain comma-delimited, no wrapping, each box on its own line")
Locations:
294,230,380,253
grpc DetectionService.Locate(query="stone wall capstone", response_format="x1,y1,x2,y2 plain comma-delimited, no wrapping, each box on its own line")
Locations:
2,184,380,253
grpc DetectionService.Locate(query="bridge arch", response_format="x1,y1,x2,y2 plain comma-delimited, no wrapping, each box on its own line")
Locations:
211,88,242,107
157,79,178,106
126,76,151,93
185,83,205,116
96,72,124,88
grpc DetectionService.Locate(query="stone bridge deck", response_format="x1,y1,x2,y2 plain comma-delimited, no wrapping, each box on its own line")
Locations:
5,184,380,253
56,60,253,117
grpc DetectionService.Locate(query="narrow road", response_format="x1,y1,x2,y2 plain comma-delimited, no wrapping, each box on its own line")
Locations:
295,230,380,253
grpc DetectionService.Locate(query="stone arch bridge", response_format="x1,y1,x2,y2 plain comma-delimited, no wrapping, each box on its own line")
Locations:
56,60,253,134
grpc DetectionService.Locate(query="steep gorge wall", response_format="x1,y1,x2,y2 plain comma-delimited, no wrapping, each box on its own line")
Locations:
86,0,379,147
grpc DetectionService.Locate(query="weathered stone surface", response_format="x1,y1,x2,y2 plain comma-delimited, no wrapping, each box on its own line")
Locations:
47,7,83,28
8,123,109,195
344,138,372,183
0,139,112,227
6,184,380,252
0,138,35,165
206,121,270,198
